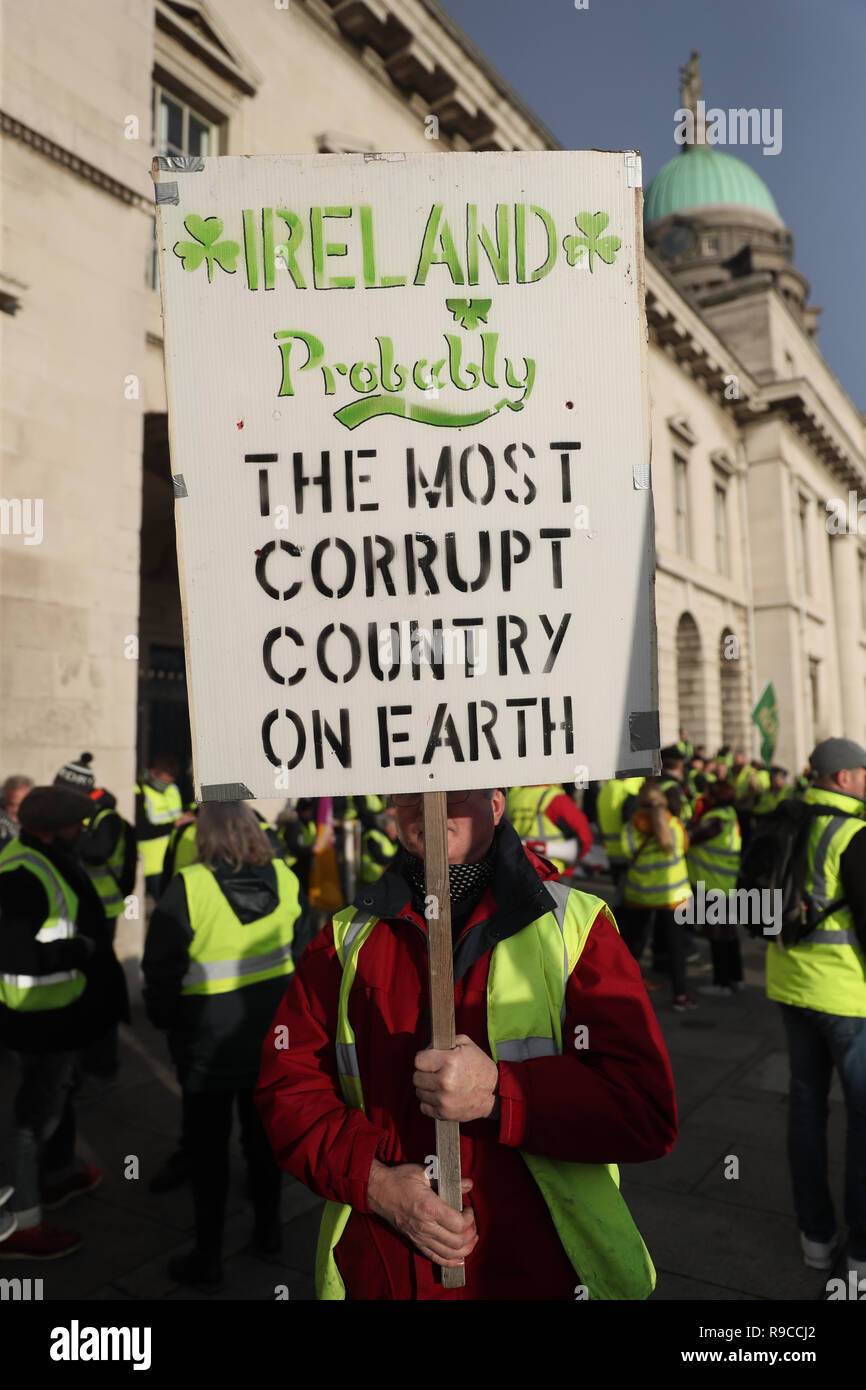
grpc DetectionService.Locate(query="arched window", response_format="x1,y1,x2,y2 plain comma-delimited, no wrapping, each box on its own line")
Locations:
676,612,705,742
719,628,744,748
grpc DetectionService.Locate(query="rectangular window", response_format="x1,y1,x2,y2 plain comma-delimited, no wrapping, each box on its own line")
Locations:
714,482,728,575
149,83,217,288
674,453,690,557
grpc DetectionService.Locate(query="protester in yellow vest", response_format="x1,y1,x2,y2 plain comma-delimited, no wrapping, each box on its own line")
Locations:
753,766,791,817
360,810,399,883
256,788,677,1300
505,784,592,874
142,801,302,1291
136,754,192,899
765,739,866,1282
685,780,743,997
0,786,129,1261
620,779,696,1011
596,777,644,883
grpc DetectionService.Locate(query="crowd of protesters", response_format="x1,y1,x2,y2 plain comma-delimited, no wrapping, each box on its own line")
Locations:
0,732,862,1295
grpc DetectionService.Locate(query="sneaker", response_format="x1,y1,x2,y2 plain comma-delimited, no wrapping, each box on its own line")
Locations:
0,1211,17,1244
149,1150,190,1194
0,1222,82,1259
800,1231,838,1269
167,1250,224,1292
697,984,734,998
672,995,699,1012
42,1163,101,1211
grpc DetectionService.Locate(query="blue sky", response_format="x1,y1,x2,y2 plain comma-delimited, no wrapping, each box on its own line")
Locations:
439,0,865,410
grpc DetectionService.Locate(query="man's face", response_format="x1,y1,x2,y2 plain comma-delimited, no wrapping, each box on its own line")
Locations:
32,823,83,848
149,768,173,787
395,790,505,865
837,767,866,801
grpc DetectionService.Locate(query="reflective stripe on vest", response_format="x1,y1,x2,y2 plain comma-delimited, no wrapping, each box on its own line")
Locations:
0,844,85,1011
179,859,300,996
767,792,866,1017
622,817,692,908
686,807,741,893
506,786,569,870
82,808,126,916
139,781,182,877
315,884,655,1302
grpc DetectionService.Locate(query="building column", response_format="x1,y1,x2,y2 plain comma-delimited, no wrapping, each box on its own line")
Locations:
829,532,862,736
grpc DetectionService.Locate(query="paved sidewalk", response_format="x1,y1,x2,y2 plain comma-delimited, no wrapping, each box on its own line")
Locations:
0,922,849,1301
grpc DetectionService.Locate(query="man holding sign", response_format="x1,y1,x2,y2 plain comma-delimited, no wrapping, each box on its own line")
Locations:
256,788,676,1300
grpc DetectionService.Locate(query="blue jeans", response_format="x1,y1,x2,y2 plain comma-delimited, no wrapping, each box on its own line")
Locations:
9,1051,79,1215
780,1004,866,1259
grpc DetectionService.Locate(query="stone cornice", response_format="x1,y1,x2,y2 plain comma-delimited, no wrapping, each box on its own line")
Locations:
154,1,262,96
297,0,556,151
646,254,865,491
0,110,152,213
742,379,865,491
645,254,758,404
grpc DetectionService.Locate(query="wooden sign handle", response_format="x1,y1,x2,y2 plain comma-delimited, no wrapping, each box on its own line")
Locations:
422,791,466,1291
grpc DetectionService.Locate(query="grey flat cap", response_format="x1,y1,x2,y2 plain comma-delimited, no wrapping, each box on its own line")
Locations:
809,738,866,776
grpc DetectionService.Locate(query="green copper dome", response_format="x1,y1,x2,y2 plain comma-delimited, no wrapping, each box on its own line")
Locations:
644,145,782,225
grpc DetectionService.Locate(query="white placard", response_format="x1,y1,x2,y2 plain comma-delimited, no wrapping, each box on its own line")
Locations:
154,151,657,799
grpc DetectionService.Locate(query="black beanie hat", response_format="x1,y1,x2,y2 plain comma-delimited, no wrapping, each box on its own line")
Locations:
54,752,95,793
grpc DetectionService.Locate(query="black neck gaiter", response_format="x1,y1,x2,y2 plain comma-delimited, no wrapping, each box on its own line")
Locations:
402,844,496,916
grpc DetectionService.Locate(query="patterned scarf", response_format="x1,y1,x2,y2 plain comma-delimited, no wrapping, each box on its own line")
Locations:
402,844,496,913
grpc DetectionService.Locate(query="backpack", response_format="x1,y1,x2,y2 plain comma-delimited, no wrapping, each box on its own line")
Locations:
737,800,849,945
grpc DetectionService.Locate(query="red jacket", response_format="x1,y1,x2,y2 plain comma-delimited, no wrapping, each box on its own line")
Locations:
255,821,677,1300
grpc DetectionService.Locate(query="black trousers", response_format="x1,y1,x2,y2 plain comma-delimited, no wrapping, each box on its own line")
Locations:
182,1088,282,1261
710,937,743,988
619,907,687,998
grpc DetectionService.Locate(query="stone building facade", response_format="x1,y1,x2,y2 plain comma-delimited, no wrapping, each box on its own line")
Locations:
1,0,864,843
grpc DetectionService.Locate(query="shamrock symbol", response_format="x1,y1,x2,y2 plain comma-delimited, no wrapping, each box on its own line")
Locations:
562,213,621,272
173,215,240,282
445,298,492,330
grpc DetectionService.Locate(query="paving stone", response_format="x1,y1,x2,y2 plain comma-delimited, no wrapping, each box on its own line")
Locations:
651,1270,760,1301
624,1182,831,1300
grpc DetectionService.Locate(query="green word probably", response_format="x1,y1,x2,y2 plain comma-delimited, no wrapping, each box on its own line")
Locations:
274,301,535,430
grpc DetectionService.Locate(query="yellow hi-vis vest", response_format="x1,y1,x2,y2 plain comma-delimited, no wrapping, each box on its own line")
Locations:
686,806,741,893
596,779,644,864
0,842,86,1011
621,816,692,909
167,822,198,877
179,858,300,996
753,785,792,817
359,829,398,884
314,881,656,1301
138,780,182,877
767,789,866,1018
506,785,570,872
82,808,127,919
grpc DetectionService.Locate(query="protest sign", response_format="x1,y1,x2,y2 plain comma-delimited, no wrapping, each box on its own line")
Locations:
153,150,657,798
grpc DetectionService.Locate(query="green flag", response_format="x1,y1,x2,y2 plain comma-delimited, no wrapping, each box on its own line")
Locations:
751,683,778,763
